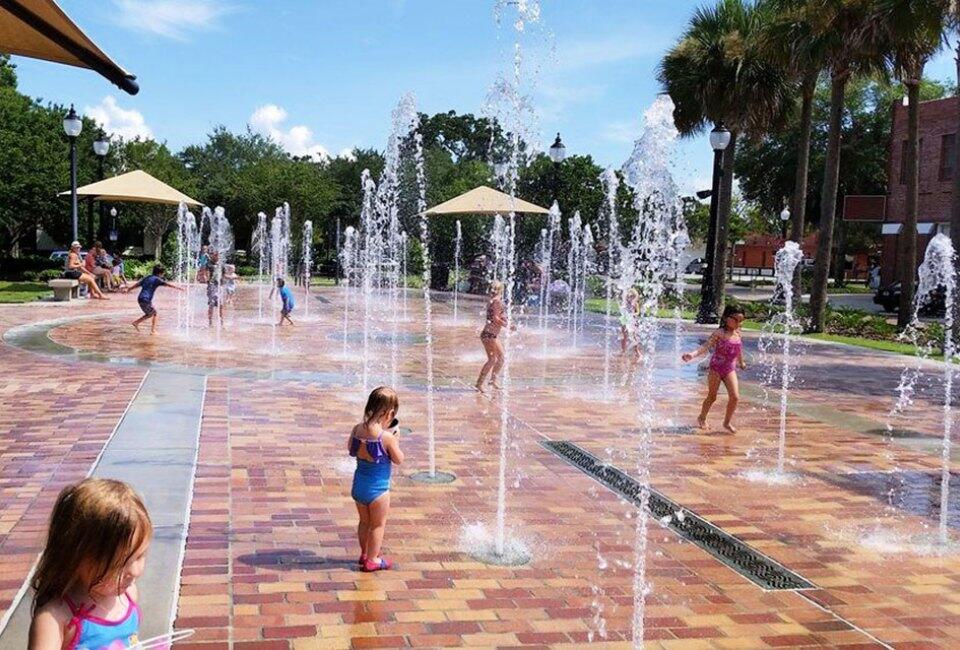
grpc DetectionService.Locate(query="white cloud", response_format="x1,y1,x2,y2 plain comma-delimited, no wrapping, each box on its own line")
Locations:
112,0,234,40
84,96,153,140
337,148,357,161
557,31,672,71
249,104,330,159
602,119,641,144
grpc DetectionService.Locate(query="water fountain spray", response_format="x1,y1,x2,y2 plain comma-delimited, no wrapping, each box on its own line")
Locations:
253,212,268,322
302,220,313,319
454,220,463,322
341,226,358,355
600,170,621,394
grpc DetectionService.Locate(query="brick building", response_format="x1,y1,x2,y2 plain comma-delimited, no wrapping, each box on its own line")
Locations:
847,96,958,285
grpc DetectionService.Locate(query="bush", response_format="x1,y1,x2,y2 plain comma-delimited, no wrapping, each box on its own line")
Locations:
39,269,62,281
0,255,59,280
21,270,39,281
236,266,257,277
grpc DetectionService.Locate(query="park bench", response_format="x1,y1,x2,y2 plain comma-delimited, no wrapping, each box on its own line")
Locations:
48,278,80,301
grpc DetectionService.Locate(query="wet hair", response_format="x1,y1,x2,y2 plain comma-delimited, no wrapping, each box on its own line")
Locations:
152,264,165,276
719,304,745,331
93,241,103,249
489,281,504,298
31,479,152,612
364,386,399,425
276,277,285,288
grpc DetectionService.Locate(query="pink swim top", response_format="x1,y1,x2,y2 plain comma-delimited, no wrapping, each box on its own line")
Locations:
709,334,742,377
64,591,140,650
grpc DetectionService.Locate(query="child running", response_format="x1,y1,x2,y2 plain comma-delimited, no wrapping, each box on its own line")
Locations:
223,264,239,305
682,304,746,432
475,281,507,392
206,252,224,328
277,277,295,326
349,386,404,572
126,264,182,334
28,478,153,650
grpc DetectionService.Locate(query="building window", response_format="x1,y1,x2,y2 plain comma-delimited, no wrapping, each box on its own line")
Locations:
900,138,925,184
940,134,956,181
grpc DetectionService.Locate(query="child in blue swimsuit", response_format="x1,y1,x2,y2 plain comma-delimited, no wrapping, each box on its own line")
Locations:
349,386,404,572
28,478,153,650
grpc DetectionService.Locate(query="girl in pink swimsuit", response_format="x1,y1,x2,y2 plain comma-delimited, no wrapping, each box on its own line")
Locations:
682,304,746,433
28,479,153,650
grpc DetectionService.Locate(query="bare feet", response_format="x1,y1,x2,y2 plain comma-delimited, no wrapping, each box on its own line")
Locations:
723,422,737,433
474,382,485,393
489,381,502,390
132,322,140,332
697,416,706,429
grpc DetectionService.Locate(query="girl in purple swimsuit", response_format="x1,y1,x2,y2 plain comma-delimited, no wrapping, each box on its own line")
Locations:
682,304,747,433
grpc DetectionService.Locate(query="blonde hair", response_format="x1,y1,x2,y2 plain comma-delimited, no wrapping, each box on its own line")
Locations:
364,386,399,424
32,479,152,612
489,281,504,298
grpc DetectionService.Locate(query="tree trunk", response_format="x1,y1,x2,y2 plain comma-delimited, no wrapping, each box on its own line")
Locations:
791,70,817,301
711,130,739,310
808,72,848,333
897,76,922,329
832,217,846,288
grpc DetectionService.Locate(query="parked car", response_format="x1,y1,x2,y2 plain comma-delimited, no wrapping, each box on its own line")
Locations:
874,282,945,316
685,257,706,274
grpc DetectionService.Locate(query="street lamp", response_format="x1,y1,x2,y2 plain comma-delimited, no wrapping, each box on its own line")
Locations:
696,122,732,324
63,105,83,242
548,132,566,202
90,129,110,242
109,207,118,243
780,206,791,239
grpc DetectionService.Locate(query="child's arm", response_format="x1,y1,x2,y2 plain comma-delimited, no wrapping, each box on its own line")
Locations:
164,282,184,292
738,344,747,370
28,604,67,650
124,278,143,293
682,331,718,362
383,432,404,465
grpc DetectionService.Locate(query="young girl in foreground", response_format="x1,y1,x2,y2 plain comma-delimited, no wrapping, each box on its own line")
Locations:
682,304,746,433
349,386,404,572
29,478,153,650
475,281,508,392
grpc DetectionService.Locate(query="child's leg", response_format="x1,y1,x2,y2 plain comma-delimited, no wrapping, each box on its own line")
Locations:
620,327,627,353
132,314,149,330
489,341,505,386
721,371,740,430
697,370,721,427
364,492,390,561
476,340,496,390
208,306,214,326
355,501,370,558
150,313,158,334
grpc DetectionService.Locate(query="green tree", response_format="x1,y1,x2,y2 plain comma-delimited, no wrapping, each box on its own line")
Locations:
659,0,794,320
876,0,949,328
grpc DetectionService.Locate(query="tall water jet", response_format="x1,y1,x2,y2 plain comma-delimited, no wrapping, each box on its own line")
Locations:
772,241,803,475
892,233,957,546
539,203,560,357
359,170,378,393
302,220,313,319
453,220,463,322
341,226,358,355
600,169,621,394
269,214,284,356
567,211,583,341
175,203,199,338
401,231,409,322
619,94,687,646
253,212,268,322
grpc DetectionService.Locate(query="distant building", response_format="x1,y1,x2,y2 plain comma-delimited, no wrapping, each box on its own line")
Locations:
844,96,957,286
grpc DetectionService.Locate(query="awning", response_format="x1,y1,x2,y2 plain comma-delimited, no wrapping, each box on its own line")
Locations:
0,0,138,94
422,185,549,216
59,170,201,206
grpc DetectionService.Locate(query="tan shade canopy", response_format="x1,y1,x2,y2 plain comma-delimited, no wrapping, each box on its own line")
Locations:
422,185,549,216
0,0,138,94
59,170,202,206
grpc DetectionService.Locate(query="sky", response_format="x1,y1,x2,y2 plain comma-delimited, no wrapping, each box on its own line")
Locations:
11,1,960,196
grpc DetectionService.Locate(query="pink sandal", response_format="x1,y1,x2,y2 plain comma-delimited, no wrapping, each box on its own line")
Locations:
358,554,367,567
362,556,392,572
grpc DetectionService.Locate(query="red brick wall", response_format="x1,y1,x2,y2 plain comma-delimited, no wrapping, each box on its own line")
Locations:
887,97,957,224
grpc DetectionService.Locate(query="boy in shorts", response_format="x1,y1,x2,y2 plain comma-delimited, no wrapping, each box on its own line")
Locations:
277,277,295,326
126,265,182,334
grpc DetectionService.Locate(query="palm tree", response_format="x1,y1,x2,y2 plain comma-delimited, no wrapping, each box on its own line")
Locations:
804,0,886,333
659,0,793,318
759,0,829,296
876,0,948,329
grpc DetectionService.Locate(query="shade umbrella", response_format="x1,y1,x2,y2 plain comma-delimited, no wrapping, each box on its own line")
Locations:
58,170,201,206
421,185,548,216
0,0,138,94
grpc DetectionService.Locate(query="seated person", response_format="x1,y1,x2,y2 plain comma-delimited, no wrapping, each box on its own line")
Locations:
64,241,106,300
84,242,114,291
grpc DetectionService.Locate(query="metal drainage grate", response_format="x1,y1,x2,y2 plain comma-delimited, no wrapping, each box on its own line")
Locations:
541,440,814,591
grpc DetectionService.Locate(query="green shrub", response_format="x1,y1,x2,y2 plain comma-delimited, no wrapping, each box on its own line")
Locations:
236,266,257,277
0,255,59,280
21,270,39,281
39,269,62,281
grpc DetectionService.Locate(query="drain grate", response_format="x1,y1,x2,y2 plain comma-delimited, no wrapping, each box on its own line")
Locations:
541,440,814,591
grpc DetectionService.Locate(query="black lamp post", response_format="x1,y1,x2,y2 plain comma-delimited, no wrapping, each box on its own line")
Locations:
109,207,118,244
63,105,83,242
548,132,566,201
696,122,732,324
91,129,110,243
780,206,791,240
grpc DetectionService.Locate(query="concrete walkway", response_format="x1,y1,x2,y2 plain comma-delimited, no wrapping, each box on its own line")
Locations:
0,370,206,647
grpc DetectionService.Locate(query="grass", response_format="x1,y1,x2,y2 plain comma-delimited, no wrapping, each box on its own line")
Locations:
826,283,873,295
0,281,51,303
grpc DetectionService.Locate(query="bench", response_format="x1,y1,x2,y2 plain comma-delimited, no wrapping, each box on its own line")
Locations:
48,279,80,302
